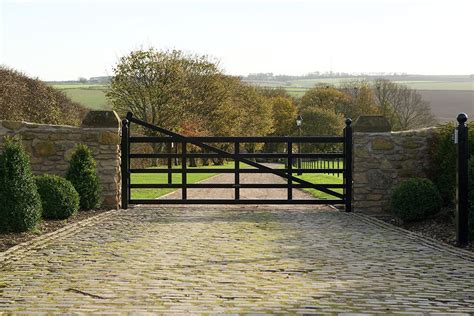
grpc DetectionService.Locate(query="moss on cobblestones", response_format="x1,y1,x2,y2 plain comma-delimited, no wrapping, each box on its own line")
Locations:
1,208,474,313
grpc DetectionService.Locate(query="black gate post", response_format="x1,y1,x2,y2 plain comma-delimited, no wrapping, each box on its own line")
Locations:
121,118,130,209
456,113,469,246
344,118,353,212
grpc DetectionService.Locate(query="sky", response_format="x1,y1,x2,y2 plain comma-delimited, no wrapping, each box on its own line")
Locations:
0,0,473,81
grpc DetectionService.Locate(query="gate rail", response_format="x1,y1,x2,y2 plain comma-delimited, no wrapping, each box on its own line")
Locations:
121,112,353,210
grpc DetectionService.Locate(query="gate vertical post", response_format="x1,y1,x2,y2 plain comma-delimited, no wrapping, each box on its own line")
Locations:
287,141,293,200
344,118,353,212
167,141,172,185
182,142,187,200
235,142,240,200
121,118,129,209
456,113,469,246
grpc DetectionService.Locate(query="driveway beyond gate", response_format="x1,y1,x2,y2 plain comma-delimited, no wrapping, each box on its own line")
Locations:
1,205,474,314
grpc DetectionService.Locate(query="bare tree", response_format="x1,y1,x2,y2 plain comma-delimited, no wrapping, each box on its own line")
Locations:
374,79,436,130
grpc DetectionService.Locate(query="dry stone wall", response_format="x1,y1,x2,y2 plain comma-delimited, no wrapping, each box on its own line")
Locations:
0,111,121,209
353,128,437,214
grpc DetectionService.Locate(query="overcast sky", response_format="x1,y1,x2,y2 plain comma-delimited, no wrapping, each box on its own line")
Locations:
1,0,473,81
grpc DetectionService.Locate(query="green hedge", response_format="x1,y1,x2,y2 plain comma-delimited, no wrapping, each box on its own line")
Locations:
391,178,442,222
428,122,474,205
36,175,79,219
66,144,102,210
468,158,474,238
0,137,42,232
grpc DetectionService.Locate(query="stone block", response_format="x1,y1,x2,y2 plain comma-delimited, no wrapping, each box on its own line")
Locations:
2,121,23,130
81,111,121,128
380,159,392,170
354,173,368,184
367,194,383,201
33,140,56,157
401,139,423,149
355,146,370,158
99,131,119,145
81,133,99,142
367,169,392,189
102,195,119,209
371,137,394,151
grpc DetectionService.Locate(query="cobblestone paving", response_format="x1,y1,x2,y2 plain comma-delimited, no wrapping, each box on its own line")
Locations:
1,207,474,314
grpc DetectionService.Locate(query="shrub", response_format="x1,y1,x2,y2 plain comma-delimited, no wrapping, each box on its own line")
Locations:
35,175,79,219
0,137,42,232
66,144,102,210
0,66,87,126
391,178,442,222
428,122,474,206
468,158,474,238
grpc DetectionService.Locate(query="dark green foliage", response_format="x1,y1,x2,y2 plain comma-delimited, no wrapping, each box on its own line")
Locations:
391,178,442,222
428,122,474,206
468,158,474,238
35,175,79,219
0,137,42,232
66,144,102,210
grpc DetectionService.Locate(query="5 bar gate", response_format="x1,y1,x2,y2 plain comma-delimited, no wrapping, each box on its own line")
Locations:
121,112,353,211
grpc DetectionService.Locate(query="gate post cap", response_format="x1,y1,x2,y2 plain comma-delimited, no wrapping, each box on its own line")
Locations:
353,115,391,132
457,113,468,124
345,118,352,126
81,110,121,128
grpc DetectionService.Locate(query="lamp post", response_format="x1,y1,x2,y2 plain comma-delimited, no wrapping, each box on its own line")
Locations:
296,115,303,175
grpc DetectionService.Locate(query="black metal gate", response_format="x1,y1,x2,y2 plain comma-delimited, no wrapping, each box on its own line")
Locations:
121,112,353,211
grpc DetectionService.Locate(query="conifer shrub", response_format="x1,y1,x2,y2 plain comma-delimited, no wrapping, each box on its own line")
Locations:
0,137,42,232
36,175,79,219
391,178,442,222
66,144,102,210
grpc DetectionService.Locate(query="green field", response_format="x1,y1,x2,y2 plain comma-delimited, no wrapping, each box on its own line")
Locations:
51,84,110,110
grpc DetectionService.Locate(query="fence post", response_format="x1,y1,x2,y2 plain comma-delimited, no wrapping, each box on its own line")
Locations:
287,141,293,200
234,142,240,200
167,141,172,184
121,118,129,209
344,118,353,212
456,113,469,246
182,141,187,200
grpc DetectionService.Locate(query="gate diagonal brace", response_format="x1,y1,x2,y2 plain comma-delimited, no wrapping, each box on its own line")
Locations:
127,114,343,200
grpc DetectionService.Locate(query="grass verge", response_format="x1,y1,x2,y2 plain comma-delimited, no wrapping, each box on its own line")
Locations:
295,173,343,200
131,162,247,199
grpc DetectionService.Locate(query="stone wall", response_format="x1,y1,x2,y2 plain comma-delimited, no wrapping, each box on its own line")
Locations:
353,127,437,214
0,111,121,209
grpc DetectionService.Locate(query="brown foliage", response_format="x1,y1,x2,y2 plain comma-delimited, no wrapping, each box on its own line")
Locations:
0,66,87,125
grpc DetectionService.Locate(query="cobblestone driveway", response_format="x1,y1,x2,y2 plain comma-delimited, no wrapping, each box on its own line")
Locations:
1,206,474,314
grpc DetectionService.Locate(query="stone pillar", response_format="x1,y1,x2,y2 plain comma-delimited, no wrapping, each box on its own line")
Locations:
352,116,436,214
81,111,121,209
